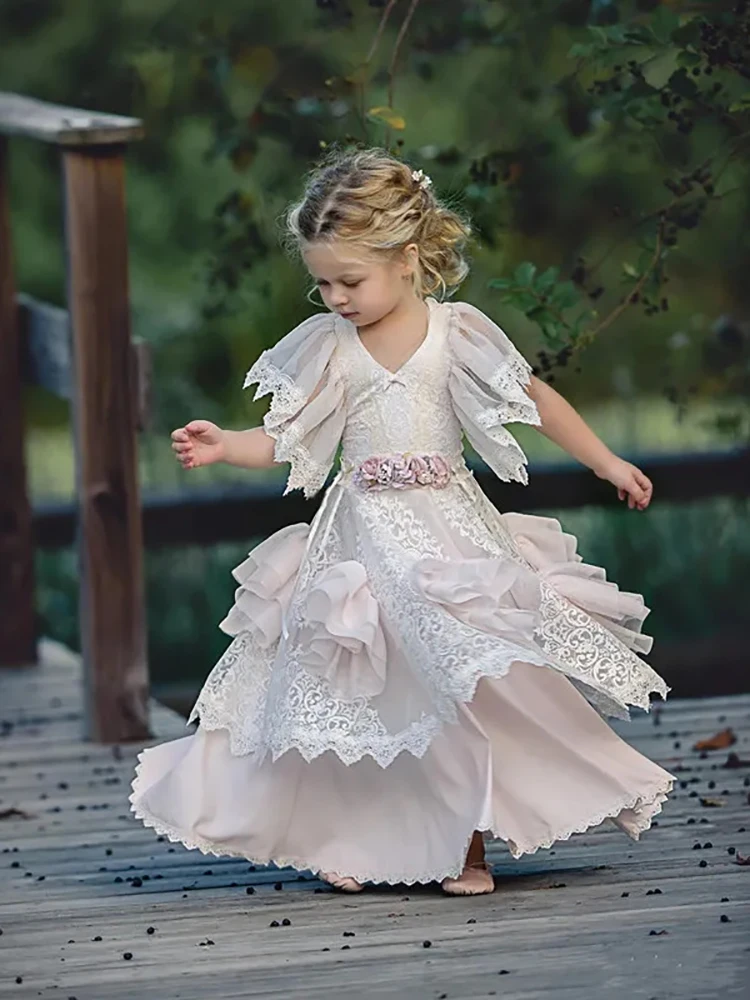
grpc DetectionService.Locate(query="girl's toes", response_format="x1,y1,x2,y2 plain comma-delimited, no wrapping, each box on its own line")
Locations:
441,861,495,896
320,871,364,893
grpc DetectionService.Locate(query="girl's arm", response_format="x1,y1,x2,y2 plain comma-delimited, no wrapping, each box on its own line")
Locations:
171,422,280,470
526,375,653,511
172,371,329,471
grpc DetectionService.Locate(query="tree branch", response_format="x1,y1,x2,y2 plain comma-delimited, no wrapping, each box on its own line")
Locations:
366,0,400,65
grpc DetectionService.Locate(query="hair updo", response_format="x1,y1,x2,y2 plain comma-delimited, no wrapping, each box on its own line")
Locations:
286,147,471,300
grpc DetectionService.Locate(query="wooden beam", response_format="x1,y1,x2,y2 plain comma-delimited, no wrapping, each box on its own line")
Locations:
0,92,143,146
62,145,149,743
0,137,36,666
29,448,750,551
17,293,71,397
17,295,153,423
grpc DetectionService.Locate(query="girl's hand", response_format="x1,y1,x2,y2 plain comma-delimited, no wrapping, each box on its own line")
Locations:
171,420,226,470
596,456,653,510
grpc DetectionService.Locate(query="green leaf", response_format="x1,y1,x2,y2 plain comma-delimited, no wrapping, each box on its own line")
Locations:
668,68,698,99
513,261,537,287
535,266,559,292
728,94,750,112
367,106,406,130
650,7,680,45
567,42,596,59
509,291,540,311
677,51,702,69
550,281,579,309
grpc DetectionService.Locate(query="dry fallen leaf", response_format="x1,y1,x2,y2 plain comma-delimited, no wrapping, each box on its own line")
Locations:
734,852,750,866
699,797,726,808
693,728,736,752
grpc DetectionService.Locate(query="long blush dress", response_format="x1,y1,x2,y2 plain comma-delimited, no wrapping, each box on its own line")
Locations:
129,297,676,885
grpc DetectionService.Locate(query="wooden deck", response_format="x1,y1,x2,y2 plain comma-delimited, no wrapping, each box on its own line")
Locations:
1,641,749,1000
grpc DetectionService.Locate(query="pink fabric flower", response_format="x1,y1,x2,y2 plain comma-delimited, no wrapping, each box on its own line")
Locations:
427,454,451,487
352,452,453,491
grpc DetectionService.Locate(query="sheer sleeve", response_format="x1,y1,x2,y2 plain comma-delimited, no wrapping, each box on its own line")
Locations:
447,301,541,485
243,312,346,499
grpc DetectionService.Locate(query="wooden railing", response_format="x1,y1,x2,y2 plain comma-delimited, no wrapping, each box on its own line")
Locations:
28,446,750,550
0,93,150,743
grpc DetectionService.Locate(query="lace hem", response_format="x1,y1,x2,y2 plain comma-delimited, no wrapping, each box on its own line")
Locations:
483,354,542,429
243,355,333,499
129,754,675,884
243,354,307,419
502,773,675,860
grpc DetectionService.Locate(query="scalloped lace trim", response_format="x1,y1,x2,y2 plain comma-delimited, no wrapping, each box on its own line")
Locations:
243,355,332,499
129,754,675,884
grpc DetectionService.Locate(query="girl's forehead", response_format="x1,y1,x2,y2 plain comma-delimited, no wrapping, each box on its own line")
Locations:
303,241,379,277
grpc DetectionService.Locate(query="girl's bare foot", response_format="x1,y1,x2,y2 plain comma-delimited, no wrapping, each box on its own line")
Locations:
320,871,364,892
441,831,495,896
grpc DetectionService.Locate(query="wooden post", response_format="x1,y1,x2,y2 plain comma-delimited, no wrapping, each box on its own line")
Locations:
0,136,36,666
62,145,150,743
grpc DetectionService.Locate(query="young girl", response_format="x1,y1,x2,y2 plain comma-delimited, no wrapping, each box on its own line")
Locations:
129,148,676,896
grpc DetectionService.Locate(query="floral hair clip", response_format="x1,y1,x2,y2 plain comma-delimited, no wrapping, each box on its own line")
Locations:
411,168,433,192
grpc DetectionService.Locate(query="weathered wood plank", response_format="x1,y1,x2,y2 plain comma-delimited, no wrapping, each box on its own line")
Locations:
62,148,149,743
17,296,154,426
0,92,143,146
17,294,71,397
1,644,748,1000
0,137,36,667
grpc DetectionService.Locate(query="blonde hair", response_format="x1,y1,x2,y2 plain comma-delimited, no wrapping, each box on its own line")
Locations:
286,147,471,300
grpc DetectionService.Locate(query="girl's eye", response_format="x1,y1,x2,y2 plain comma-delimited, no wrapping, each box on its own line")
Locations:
343,280,362,288
316,280,329,287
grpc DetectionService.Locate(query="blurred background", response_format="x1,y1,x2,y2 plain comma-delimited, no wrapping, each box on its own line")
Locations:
2,0,748,712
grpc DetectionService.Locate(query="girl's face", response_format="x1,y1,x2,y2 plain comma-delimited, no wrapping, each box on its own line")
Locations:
303,240,419,328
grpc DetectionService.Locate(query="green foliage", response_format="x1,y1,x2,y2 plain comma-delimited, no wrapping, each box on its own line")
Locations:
3,0,750,440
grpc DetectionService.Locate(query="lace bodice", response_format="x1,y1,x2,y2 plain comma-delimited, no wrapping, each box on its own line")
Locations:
332,304,464,469
244,298,542,498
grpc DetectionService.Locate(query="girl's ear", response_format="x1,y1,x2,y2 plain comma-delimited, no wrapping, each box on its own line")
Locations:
401,242,420,276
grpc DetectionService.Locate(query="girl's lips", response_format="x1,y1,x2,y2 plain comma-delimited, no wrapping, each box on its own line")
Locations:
341,311,358,318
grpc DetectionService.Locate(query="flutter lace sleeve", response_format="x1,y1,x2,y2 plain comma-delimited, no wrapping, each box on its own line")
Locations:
447,301,541,485
243,312,346,499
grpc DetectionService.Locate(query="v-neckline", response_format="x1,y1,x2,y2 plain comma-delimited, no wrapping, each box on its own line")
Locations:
351,298,436,377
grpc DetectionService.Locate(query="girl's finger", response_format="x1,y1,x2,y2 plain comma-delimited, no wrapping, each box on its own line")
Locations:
186,419,211,435
171,428,188,442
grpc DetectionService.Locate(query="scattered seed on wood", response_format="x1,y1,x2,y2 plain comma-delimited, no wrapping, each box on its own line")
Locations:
720,914,730,923
123,952,133,960
423,940,432,948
